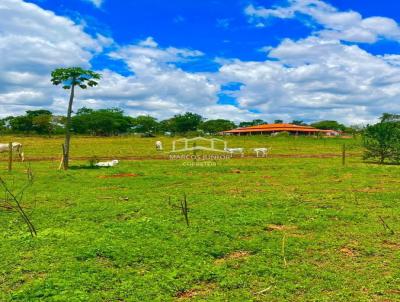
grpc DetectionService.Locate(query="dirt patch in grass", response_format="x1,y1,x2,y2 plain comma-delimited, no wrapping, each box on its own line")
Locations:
214,251,251,265
98,186,127,191
354,187,386,193
339,247,358,257
176,283,216,300
176,289,197,299
98,173,139,179
382,240,400,250
266,224,298,232
96,256,115,268
228,188,243,195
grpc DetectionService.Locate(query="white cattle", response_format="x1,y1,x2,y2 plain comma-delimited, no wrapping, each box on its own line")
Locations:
0,142,24,161
254,148,270,158
224,147,244,157
155,141,163,151
95,160,119,167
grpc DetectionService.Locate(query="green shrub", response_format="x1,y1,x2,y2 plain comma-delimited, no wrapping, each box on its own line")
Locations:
363,119,400,164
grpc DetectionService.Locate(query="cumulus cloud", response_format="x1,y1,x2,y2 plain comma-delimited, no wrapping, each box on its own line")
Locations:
2,0,400,124
0,1,257,121
245,0,400,43
218,37,400,124
0,0,110,116
79,40,219,118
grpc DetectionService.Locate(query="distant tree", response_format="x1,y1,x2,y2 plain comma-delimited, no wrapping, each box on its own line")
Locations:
0,119,6,133
274,119,283,124
9,115,33,133
76,107,94,115
51,67,101,169
239,119,266,127
239,121,253,128
7,110,54,135
363,118,400,164
159,119,174,134
380,113,400,123
131,115,159,134
311,120,346,131
292,120,307,126
251,119,266,126
166,112,204,134
26,110,52,117
32,114,53,135
72,108,132,136
200,119,236,134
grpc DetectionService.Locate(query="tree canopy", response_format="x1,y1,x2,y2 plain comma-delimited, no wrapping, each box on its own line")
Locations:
71,108,132,136
239,119,266,127
164,112,204,134
4,110,56,135
311,120,346,131
200,119,236,134
51,67,101,90
363,114,400,164
131,116,159,134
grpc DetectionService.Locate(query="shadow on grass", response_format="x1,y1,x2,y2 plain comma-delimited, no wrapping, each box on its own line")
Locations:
363,160,400,166
69,165,102,170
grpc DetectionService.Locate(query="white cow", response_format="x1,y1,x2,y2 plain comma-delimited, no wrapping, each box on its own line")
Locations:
254,148,270,158
224,147,244,157
95,160,119,167
155,141,163,151
0,142,24,161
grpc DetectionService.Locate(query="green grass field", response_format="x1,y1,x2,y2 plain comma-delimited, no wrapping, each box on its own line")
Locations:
0,135,361,160
0,136,399,301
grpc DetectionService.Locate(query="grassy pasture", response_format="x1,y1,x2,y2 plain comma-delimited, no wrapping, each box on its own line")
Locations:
0,136,399,301
0,135,361,160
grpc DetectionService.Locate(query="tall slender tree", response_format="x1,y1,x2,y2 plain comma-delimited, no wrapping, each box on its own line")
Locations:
51,67,101,169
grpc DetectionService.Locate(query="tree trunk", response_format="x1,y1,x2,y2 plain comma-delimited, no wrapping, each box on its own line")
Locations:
63,83,75,170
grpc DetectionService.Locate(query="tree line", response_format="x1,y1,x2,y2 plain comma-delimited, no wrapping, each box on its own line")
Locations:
2,108,400,164
0,109,353,136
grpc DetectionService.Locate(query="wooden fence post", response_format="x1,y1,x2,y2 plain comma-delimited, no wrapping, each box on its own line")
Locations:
8,142,12,172
342,143,346,166
58,144,65,170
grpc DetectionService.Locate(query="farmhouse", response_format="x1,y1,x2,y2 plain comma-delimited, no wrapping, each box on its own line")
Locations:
222,123,341,136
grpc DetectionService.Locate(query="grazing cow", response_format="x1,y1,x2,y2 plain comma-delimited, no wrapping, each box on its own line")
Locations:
224,147,244,157
155,141,163,151
0,142,24,162
254,148,270,158
95,160,119,167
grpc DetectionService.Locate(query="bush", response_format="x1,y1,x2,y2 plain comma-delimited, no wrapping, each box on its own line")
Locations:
363,120,400,164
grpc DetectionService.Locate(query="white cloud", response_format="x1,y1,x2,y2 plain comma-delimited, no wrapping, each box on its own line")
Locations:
2,0,400,124
86,0,103,8
218,36,400,124
79,41,219,118
245,0,400,43
0,1,253,121
0,0,110,116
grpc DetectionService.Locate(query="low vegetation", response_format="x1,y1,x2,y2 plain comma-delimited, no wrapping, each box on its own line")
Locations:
0,136,399,301
363,113,400,164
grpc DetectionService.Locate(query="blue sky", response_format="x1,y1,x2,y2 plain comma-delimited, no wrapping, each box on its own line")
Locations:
1,0,400,123
26,0,400,60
